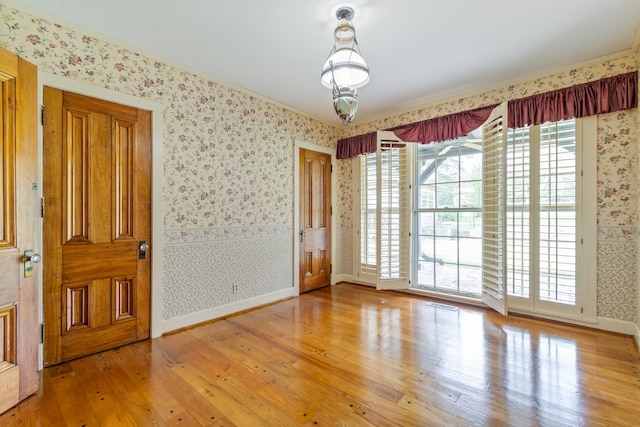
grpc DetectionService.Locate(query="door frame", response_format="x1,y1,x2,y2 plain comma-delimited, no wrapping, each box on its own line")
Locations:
294,141,337,293
37,72,165,367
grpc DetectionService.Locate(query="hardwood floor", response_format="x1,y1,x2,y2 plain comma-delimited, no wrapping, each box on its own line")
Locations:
2,283,639,426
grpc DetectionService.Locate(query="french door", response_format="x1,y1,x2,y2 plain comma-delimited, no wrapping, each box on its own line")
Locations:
505,118,596,319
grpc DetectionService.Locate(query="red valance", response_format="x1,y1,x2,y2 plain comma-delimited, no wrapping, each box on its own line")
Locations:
508,71,637,128
336,70,638,159
336,132,377,159
336,105,496,159
389,105,498,145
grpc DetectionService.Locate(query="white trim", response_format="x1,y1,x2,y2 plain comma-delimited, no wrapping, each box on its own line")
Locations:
334,274,353,284
593,317,638,336
635,323,640,350
505,309,634,334
293,141,337,292
162,287,296,333
344,277,376,288
37,73,165,349
580,116,598,321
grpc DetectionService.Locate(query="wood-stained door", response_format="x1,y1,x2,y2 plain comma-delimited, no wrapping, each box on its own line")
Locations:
299,149,331,293
0,48,39,414
43,88,151,365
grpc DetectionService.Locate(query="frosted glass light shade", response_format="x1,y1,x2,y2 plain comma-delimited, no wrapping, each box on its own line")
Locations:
321,48,370,90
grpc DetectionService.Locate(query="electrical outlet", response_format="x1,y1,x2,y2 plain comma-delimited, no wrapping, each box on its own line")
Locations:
232,284,239,294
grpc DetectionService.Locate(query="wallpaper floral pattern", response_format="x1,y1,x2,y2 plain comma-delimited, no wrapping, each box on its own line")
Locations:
0,4,341,321
1,3,638,325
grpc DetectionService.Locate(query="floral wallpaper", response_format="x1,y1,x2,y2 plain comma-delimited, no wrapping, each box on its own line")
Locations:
1,3,638,326
597,111,639,228
0,4,342,321
595,110,638,321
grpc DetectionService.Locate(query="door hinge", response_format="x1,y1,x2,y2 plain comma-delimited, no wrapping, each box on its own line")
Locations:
41,105,45,126
330,205,333,215
330,165,333,173
330,264,332,274
40,322,45,344
41,197,45,218
581,307,583,314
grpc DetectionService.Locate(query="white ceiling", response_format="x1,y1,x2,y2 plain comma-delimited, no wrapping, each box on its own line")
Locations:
8,0,640,126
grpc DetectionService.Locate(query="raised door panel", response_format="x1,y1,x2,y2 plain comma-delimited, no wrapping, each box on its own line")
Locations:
299,149,331,293
0,48,39,413
43,88,151,365
63,109,90,243
114,120,134,240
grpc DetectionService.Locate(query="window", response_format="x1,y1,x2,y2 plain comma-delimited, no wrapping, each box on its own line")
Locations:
354,132,409,290
354,115,596,321
506,118,596,318
413,135,483,297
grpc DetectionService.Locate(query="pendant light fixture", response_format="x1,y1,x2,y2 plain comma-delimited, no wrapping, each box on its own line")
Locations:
321,6,370,125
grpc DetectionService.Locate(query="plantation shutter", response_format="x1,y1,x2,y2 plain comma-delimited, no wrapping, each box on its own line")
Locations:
506,126,532,299
376,131,410,290
358,153,378,281
537,120,578,305
481,102,508,314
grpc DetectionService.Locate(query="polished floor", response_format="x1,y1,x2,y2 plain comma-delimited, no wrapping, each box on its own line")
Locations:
2,283,639,426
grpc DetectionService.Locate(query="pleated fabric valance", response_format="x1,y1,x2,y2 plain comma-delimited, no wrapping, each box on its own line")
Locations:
508,71,637,128
389,104,498,146
336,70,638,159
336,131,377,159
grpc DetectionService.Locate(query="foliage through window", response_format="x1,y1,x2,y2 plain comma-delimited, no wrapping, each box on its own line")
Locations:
413,134,483,296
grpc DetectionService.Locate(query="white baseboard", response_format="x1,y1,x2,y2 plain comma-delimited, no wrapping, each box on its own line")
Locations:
333,274,353,284
335,274,376,288
635,323,640,350
594,317,637,335
161,287,297,334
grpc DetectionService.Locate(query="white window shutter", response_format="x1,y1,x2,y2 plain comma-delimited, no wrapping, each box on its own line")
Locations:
481,102,508,314
358,154,378,281
376,131,410,290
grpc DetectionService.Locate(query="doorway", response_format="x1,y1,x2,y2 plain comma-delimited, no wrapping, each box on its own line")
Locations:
42,87,152,365
296,143,336,293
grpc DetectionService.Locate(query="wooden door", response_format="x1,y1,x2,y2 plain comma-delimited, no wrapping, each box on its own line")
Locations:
0,48,39,413
42,88,151,365
299,149,331,293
